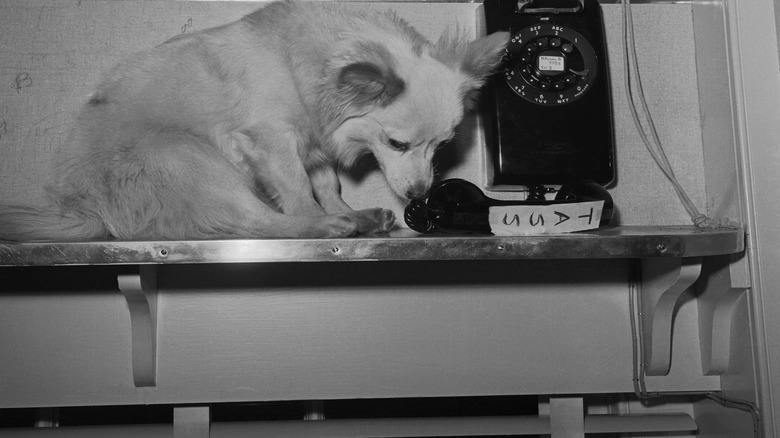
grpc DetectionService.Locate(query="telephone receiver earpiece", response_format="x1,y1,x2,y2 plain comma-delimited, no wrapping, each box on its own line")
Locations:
404,178,613,233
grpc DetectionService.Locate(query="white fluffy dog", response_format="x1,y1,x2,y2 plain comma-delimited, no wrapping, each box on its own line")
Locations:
0,1,508,240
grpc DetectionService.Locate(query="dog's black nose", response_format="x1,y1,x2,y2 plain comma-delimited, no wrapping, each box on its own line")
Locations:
405,185,430,200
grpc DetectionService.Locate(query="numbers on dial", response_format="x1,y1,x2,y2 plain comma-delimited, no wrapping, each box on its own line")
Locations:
503,24,598,106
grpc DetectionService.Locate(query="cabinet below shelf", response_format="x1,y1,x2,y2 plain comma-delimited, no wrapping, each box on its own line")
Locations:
0,225,744,266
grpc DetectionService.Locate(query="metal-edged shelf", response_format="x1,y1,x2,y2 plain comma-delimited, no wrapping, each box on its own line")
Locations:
0,225,745,266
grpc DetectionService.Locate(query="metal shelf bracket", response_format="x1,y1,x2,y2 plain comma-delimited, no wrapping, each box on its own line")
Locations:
640,257,702,376
118,265,158,387
697,255,751,375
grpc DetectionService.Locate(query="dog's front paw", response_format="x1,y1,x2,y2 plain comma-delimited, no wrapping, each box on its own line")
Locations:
316,214,362,238
352,208,395,234
376,208,396,233
312,209,396,238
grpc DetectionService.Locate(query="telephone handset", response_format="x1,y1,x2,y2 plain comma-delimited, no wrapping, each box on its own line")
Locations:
481,0,615,186
404,178,613,234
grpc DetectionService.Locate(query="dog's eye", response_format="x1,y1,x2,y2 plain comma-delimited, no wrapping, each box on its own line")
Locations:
388,138,411,152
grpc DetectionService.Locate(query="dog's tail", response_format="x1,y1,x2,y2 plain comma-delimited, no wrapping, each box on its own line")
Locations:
0,204,109,242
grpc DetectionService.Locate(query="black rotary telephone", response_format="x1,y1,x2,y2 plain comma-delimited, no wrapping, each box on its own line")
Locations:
481,0,615,186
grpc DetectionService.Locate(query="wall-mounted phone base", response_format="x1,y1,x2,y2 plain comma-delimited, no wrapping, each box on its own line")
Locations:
481,0,615,187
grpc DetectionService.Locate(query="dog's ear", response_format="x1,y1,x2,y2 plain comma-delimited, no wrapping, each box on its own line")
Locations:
337,61,405,108
433,31,510,108
460,32,510,86
333,41,406,109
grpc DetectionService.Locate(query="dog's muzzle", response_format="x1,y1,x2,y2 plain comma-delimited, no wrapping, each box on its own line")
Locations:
404,183,430,200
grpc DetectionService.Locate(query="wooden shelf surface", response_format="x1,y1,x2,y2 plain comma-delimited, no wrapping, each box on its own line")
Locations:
0,226,744,266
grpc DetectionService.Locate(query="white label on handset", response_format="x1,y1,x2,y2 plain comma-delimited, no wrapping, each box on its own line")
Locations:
488,201,604,235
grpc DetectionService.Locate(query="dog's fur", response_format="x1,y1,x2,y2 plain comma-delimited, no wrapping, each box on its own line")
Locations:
0,1,508,240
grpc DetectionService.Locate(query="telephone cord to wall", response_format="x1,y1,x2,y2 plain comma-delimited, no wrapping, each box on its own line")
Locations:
622,2,759,432
627,259,762,438
620,0,735,229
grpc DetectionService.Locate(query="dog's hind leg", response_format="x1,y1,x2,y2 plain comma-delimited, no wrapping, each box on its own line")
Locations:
99,131,392,239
